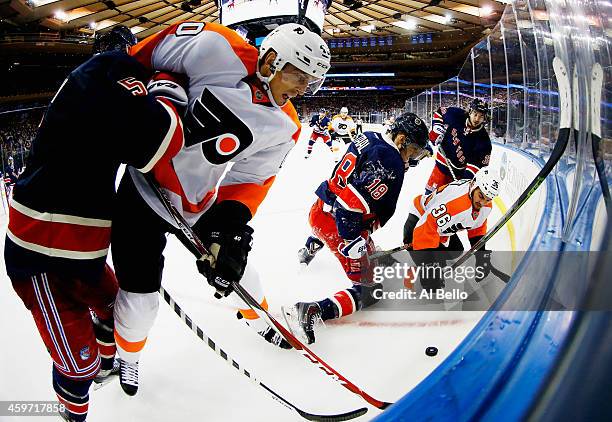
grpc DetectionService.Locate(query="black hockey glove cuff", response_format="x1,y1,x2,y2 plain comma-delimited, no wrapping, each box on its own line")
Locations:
196,224,253,296
470,236,491,282
474,250,492,282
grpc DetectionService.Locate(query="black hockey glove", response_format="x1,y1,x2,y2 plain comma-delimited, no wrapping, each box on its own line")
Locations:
474,250,492,282
194,201,253,297
196,225,253,296
470,235,491,282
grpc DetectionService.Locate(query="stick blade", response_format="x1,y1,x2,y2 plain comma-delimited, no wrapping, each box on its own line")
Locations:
298,406,369,421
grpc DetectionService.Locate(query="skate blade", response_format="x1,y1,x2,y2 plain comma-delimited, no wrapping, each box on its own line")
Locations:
281,305,311,344
93,373,119,391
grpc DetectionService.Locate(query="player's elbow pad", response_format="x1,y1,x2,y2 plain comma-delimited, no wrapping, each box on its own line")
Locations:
147,72,188,113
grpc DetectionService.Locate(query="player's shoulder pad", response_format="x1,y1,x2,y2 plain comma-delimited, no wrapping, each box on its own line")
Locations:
282,101,301,137
202,22,259,74
445,106,467,120
87,51,148,81
362,138,404,175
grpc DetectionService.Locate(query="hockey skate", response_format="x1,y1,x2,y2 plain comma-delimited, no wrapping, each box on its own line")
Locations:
298,236,324,267
282,302,323,345
58,409,77,422
258,325,292,349
93,358,120,390
118,358,139,396
238,312,292,349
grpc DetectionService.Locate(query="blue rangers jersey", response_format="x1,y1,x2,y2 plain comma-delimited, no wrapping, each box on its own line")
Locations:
315,131,405,239
4,51,184,278
309,114,331,136
430,106,491,179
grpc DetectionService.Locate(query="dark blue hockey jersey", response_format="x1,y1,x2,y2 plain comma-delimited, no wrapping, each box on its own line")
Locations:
309,114,331,135
4,51,184,279
315,131,404,239
430,106,491,179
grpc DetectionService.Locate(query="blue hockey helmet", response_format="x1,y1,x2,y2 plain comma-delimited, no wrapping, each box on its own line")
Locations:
93,25,137,54
469,98,490,119
390,112,429,149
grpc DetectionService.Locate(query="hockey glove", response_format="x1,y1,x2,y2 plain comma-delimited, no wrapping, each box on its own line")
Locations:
147,72,188,114
338,235,368,259
474,249,492,282
196,225,254,297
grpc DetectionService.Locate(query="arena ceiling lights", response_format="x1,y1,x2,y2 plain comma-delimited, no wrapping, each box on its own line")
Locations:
12,0,508,40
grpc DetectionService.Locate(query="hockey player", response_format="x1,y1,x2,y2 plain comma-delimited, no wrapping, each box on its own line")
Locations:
3,50,184,422
110,22,330,395
382,115,395,135
306,108,332,158
290,112,430,344
3,156,19,201
92,25,137,55
355,116,363,134
426,98,492,194
330,106,356,144
403,167,500,291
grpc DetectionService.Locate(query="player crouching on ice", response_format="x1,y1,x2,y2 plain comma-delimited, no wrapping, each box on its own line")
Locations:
287,112,431,344
403,167,500,292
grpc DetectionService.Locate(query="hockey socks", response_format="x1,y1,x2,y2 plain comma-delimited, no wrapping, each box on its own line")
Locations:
52,368,91,422
307,139,315,155
92,313,116,372
318,283,383,321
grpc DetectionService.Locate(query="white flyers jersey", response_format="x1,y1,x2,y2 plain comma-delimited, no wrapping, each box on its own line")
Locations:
408,179,491,250
130,21,300,226
331,115,356,136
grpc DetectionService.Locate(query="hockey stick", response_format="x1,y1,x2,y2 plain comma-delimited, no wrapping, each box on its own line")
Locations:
232,282,392,410
590,63,610,214
451,57,572,269
368,244,409,262
145,175,392,410
369,244,511,283
159,286,367,421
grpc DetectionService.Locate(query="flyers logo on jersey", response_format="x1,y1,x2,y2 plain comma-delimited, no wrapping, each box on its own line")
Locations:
185,88,254,164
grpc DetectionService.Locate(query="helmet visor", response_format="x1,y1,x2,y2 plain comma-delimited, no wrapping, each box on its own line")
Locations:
280,67,326,95
402,141,428,161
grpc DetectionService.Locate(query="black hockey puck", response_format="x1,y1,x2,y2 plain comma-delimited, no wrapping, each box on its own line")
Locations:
425,346,438,357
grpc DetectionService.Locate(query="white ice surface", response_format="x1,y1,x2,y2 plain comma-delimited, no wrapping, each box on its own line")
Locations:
0,127,512,421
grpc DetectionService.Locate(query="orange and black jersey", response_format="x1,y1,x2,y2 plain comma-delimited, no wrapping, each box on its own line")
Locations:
408,179,491,250
126,21,301,226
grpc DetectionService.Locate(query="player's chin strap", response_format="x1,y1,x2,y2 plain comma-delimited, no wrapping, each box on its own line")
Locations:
256,70,283,108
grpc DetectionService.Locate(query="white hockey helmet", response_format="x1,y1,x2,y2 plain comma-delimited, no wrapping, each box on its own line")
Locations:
259,23,331,95
470,167,500,200
340,106,348,115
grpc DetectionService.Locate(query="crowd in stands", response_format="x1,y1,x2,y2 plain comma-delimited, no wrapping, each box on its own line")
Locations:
1,109,42,176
